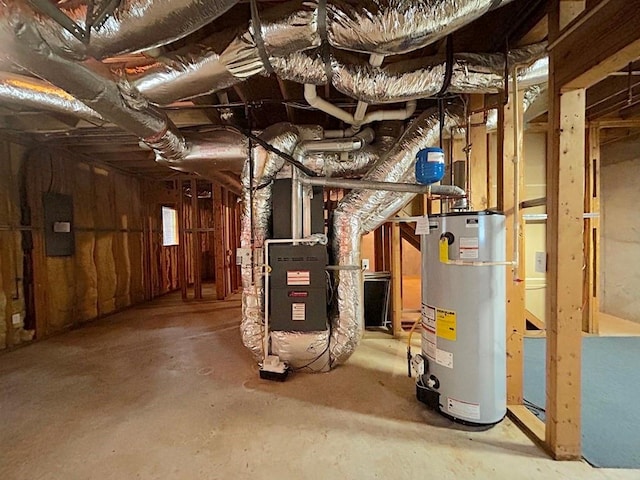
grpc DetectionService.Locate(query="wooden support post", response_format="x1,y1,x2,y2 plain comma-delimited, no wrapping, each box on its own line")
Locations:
213,184,226,301
501,90,527,406
177,180,188,300
583,125,600,333
391,222,403,337
190,179,202,300
470,94,489,210
228,191,239,293
545,0,586,460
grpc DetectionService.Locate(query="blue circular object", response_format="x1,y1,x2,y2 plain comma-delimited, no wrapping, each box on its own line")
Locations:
416,147,445,185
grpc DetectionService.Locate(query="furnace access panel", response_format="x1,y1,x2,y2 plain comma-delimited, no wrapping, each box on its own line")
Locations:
269,244,328,332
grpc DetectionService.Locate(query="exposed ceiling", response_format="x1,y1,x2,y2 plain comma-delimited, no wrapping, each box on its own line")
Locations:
1,0,638,181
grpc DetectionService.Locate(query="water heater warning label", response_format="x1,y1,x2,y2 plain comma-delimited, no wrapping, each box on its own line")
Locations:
447,397,480,420
421,304,437,361
459,237,479,259
436,308,457,341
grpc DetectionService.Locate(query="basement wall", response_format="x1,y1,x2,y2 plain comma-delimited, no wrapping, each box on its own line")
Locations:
22,147,148,337
0,141,28,349
600,137,640,324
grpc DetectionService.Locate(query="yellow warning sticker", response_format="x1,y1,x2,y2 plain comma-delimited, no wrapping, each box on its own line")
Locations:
439,237,449,263
436,308,457,341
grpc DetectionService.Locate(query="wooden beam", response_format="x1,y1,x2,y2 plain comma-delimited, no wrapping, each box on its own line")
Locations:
469,94,488,210
213,184,226,301
508,406,547,453
501,90,527,407
177,180,188,300
190,179,203,300
552,0,640,90
391,222,403,337
544,0,586,459
583,125,600,333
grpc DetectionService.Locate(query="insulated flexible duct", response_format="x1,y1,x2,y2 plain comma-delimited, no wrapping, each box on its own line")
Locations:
240,124,301,360
1,13,245,191
134,37,544,106
132,0,516,103
7,0,239,60
0,71,103,124
329,107,460,365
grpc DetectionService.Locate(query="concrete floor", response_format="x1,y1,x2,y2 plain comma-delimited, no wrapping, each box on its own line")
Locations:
1,293,638,480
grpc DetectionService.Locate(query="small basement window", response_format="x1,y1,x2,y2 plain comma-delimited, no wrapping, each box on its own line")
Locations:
162,206,179,246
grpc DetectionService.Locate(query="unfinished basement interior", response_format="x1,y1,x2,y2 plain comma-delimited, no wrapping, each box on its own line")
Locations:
1,0,640,477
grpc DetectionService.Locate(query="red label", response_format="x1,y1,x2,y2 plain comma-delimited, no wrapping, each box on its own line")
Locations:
288,291,309,298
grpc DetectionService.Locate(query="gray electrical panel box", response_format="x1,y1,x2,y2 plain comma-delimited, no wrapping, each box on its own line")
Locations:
269,244,328,332
42,193,75,257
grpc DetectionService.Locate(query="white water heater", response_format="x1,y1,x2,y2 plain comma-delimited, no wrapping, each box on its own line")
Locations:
417,211,506,425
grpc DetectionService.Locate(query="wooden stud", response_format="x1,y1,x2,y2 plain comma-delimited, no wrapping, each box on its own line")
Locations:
469,94,489,210
583,126,600,334
545,0,586,459
177,179,188,300
501,90,527,407
552,0,640,90
213,184,226,301
391,221,403,337
190,179,202,300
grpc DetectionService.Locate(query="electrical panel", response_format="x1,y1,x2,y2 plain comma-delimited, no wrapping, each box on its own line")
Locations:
42,193,75,257
269,244,328,332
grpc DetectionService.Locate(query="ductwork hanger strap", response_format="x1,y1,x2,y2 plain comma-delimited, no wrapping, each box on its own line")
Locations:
436,35,454,97
317,0,332,83
232,126,318,177
250,0,274,74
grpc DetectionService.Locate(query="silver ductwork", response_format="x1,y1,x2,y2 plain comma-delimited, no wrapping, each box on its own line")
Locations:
329,107,460,365
2,12,245,191
134,32,543,107
126,0,520,106
240,124,300,360
8,0,238,60
0,71,104,124
327,0,515,55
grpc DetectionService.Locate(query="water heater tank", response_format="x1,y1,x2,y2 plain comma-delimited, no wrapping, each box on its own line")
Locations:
418,211,506,425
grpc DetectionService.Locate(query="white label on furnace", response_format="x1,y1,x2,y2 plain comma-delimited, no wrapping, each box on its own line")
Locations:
287,270,310,286
447,397,481,420
421,304,437,360
435,348,453,369
414,216,431,235
291,303,306,321
459,236,479,259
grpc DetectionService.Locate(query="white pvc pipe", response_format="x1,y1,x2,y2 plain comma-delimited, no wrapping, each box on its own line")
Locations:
512,70,521,284
304,84,417,128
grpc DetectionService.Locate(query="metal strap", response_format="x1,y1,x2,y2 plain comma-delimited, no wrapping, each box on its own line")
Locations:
250,0,274,74
437,35,454,96
317,0,332,83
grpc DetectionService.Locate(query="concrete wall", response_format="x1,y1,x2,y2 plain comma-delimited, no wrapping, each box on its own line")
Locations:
600,138,640,323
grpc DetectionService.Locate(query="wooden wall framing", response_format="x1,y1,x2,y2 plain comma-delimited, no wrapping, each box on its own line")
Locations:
507,0,640,460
